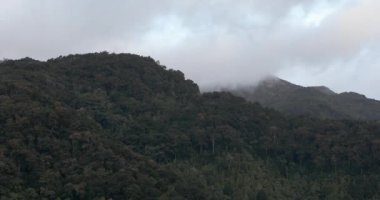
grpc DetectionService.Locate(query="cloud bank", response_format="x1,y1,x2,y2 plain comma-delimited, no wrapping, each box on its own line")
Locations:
0,0,379,98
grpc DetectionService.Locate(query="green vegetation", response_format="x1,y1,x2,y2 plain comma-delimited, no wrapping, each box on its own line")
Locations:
0,52,380,199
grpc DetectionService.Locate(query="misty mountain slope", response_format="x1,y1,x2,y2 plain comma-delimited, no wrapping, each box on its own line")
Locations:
230,77,380,120
1,53,380,199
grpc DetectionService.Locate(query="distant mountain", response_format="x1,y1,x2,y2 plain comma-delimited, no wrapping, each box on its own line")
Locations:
229,77,380,120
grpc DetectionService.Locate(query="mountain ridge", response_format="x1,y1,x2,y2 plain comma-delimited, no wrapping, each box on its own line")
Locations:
228,77,380,120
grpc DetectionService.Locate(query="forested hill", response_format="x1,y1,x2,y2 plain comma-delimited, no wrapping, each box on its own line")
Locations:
229,77,380,120
1,52,380,199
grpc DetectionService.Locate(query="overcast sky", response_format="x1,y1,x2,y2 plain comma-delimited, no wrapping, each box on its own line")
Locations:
1,0,379,99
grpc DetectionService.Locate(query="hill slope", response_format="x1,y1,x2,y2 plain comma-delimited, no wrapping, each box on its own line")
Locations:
230,77,380,120
0,54,200,199
1,53,380,199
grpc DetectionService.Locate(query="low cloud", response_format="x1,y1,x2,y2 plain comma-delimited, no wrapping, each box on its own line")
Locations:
0,0,379,98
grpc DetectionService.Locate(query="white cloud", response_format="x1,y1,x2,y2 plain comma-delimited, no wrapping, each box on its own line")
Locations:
0,0,380,98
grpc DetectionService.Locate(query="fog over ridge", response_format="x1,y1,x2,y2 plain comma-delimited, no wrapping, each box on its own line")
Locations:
1,0,379,99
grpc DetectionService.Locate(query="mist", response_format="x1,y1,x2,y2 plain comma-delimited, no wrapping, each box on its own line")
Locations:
1,0,379,98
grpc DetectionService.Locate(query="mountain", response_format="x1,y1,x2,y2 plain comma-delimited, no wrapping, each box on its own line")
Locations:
1,53,380,199
229,77,380,120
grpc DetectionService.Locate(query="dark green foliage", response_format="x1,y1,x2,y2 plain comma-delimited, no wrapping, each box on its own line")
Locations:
0,52,380,199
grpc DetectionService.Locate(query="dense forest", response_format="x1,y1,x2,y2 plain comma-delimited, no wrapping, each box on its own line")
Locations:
1,52,380,199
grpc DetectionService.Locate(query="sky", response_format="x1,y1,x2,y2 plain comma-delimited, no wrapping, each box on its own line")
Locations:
0,0,380,99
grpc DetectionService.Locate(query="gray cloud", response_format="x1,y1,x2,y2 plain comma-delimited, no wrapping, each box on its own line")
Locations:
1,0,380,98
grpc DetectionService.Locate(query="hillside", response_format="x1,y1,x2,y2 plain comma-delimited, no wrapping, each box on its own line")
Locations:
230,77,380,120
1,53,380,199
0,53,200,199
